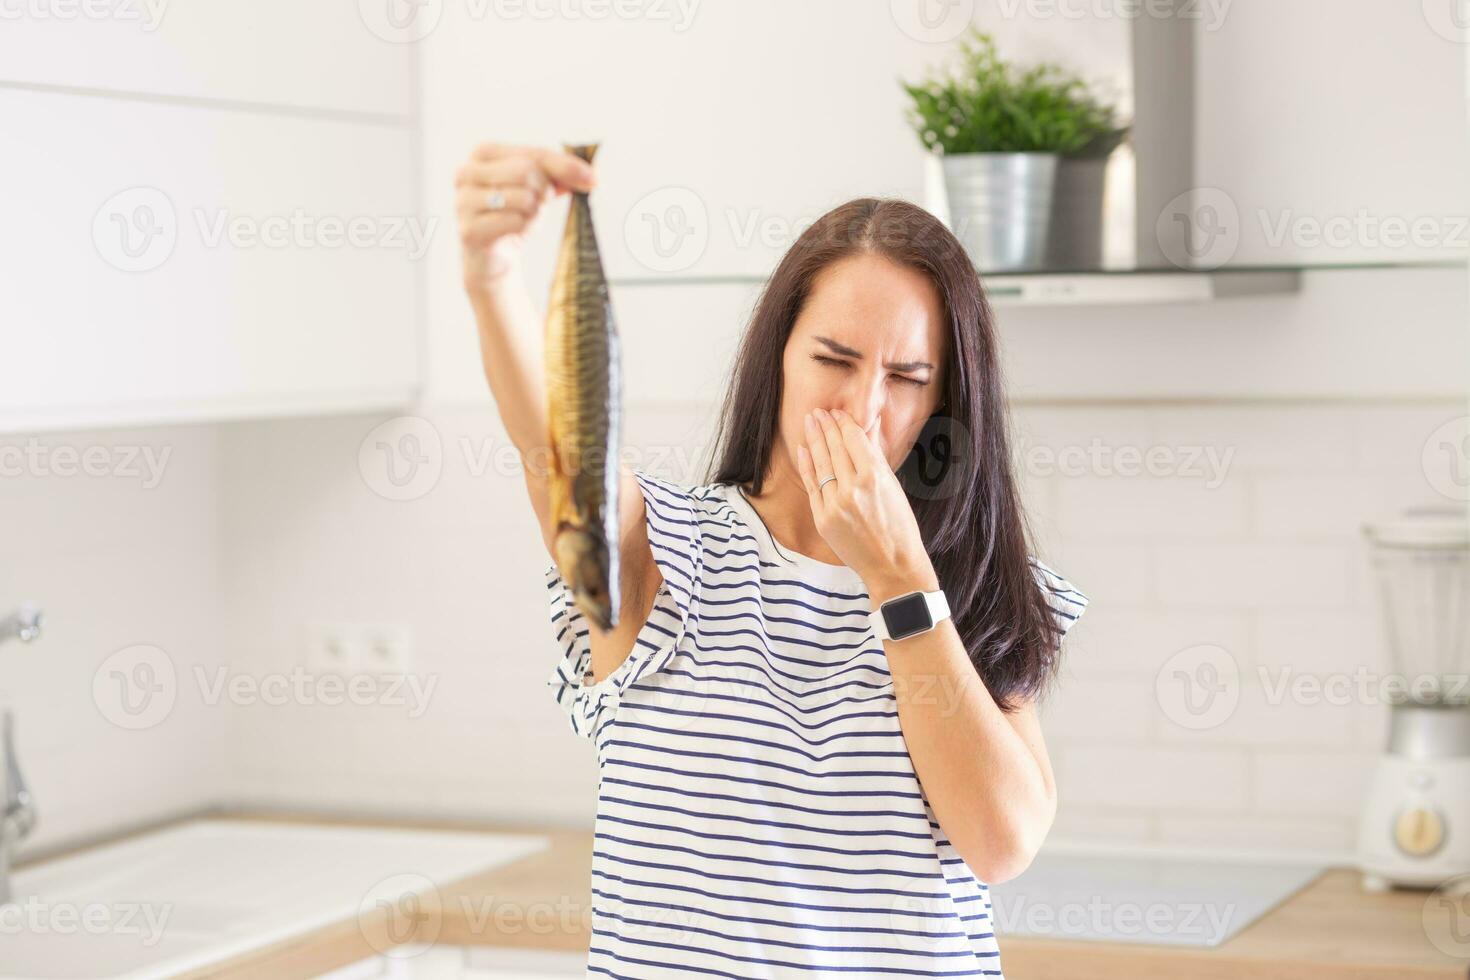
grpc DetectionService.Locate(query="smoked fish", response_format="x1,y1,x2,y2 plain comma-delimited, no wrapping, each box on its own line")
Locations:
545,142,621,632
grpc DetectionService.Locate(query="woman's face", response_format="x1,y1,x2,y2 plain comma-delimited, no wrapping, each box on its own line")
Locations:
777,252,948,476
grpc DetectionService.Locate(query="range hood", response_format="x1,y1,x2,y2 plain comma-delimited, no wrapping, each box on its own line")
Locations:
921,13,1200,277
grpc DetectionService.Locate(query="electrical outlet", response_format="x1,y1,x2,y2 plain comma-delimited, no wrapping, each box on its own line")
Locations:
305,622,356,674
361,623,413,674
305,622,412,675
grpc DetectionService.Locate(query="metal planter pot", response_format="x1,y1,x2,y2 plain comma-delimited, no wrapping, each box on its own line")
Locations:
1046,155,1109,271
940,152,1058,272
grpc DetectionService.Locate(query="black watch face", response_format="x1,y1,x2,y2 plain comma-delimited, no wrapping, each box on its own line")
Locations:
882,593,933,641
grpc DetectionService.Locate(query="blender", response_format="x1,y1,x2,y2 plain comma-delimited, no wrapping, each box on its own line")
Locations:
1358,506,1470,891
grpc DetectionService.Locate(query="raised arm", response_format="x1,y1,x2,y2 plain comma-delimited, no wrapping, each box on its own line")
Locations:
455,142,657,683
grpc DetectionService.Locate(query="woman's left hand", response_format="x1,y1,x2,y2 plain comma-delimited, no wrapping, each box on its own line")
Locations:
795,407,934,589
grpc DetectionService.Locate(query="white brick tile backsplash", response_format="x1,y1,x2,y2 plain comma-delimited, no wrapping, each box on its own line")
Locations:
1040,542,1153,605
1251,751,1376,817
1054,474,1249,541
1056,744,1250,810
1251,475,1392,540
1155,676,1355,747
1154,544,1353,608
1057,609,1251,676
1157,814,1355,855
1048,807,1157,845
1351,404,1466,472
1040,677,1156,741
1254,611,1387,675
1152,407,1354,473
15,398,1462,859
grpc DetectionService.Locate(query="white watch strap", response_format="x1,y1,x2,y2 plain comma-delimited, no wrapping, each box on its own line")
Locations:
869,589,950,641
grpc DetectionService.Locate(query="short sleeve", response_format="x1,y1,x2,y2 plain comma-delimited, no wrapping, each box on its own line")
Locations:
545,469,706,740
1031,557,1088,645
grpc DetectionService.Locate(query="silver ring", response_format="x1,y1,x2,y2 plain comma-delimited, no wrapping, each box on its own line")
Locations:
818,474,837,491
484,189,507,211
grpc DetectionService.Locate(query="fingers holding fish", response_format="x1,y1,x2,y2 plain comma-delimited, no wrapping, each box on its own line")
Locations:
455,183,542,220
465,143,595,196
459,209,530,250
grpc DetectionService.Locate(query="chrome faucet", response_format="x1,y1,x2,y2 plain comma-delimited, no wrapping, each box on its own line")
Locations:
0,602,42,905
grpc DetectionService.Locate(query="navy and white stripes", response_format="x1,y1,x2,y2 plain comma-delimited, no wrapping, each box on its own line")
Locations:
545,469,1088,978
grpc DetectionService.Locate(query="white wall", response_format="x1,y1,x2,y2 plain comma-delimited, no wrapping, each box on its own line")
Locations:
6,2,1469,863
0,425,225,853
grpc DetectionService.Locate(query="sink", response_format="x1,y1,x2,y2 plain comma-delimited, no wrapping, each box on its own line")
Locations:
2,819,549,979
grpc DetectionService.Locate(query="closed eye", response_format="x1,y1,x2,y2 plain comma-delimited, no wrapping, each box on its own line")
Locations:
811,353,928,387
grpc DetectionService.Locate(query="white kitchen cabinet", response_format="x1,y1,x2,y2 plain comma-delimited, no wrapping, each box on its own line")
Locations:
1195,1,1469,266
0,89,421,432
0,0,415,117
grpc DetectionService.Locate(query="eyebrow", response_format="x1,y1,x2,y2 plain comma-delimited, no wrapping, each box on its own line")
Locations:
814,335,934,373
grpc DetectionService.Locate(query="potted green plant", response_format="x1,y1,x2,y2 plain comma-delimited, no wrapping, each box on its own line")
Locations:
902,29,1129,272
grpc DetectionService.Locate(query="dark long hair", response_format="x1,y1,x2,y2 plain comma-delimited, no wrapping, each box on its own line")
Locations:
704,197,1063,712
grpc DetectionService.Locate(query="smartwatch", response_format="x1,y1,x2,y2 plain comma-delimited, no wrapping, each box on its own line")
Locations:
869,589,950,642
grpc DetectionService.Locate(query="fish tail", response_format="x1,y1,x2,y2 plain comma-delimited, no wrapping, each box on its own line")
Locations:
563,142,599,165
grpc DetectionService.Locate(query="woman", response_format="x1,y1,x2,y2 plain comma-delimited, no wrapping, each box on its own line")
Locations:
455,142,1087,979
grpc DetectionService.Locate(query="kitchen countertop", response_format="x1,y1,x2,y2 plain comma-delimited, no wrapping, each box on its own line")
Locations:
24,810,1468,979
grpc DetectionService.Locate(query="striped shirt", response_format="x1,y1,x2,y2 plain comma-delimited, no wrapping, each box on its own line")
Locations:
546,468,1088,979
